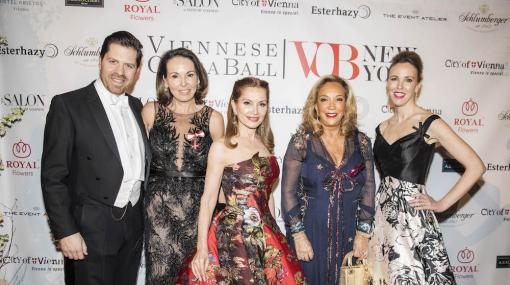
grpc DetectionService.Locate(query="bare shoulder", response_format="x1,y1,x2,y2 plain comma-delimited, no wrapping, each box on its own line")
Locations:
208,139,229,164
378,117,392,133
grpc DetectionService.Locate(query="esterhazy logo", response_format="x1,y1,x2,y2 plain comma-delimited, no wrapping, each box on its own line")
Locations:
124,0,160,21
453,98,483,134
311,4,371,19
0,37,58,58
461,98,478,116
288,40,417,81
457,248,475,263
12,140,31,158
459,4,509,32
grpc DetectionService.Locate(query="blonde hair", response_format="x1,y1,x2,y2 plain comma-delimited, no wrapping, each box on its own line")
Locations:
301,75,358,136
225,77,274,152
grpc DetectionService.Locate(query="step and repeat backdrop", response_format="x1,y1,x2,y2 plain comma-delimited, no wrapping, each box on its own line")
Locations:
1,0,509,284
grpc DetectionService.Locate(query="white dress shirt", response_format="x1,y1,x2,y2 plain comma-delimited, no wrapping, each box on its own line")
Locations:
95,79,145,207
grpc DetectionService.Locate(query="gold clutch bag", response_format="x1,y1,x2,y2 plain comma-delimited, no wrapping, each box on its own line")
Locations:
340,251,372,285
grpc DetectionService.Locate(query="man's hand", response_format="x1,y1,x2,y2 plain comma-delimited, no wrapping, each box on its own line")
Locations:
59,233,87,260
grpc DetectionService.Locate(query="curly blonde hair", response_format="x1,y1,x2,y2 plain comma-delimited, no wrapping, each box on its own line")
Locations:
301,75,358,136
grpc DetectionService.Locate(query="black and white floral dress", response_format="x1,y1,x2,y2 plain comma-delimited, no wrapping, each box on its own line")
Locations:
368,115,456,285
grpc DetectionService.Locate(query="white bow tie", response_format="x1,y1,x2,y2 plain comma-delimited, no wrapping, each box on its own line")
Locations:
110,94,129,106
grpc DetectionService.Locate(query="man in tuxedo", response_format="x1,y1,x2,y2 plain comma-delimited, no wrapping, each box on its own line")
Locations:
41,31,150,285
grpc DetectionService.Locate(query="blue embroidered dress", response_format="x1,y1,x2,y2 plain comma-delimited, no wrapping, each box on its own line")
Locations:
282,130,376,285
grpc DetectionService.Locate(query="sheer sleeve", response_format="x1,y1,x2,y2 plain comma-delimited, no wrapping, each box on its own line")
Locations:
356,132,376,234
281,130,308,234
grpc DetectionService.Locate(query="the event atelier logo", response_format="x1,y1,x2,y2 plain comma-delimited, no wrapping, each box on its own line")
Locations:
174,0,220,13
146,36,281,77
65,0,104,7
232,0,299,16
382,8,447,22
453,98,483,134
124,0,160,21
0,36,58,58
288,40,416,81
311,4,371,19
459,4,509,32
450,247,479,278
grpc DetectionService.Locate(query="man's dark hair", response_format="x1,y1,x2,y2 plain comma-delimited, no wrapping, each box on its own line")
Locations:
100,31,143,67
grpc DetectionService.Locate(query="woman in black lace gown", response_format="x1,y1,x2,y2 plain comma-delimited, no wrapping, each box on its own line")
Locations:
141,48,224,284
367,51,485,285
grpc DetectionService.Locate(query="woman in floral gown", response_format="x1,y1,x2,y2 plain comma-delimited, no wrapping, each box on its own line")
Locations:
368,51,485,285
141,48,224,284
281,75,375,284
176,77,305,285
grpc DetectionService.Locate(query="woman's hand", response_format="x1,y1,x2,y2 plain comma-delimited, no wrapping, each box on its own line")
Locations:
353,232,368,259
191,248,209,281
409,193,445,212
292,231,314,262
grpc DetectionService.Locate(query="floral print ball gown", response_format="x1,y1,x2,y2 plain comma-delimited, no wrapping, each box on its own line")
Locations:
368,115,456,285
176,153,306,285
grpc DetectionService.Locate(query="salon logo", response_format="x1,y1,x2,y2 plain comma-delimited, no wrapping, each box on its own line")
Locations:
124,0,160,21
12,140,31,158
453,99,484,134
459,4,509,32
0,92,47,112
173,0,220,13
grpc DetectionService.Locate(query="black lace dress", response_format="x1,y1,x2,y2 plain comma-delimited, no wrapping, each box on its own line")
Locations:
144,104,214,285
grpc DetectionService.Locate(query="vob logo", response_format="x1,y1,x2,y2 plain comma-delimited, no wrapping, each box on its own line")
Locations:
457,247,475,263
12,140,31,158
462,99,478,116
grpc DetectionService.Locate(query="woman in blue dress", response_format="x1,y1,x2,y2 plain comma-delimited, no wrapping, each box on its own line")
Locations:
282,75,376,284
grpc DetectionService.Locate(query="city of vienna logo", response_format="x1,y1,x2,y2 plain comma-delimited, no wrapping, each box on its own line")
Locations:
12,140,31,158
0,36,7,46
461,99,478,116
457,248,475,263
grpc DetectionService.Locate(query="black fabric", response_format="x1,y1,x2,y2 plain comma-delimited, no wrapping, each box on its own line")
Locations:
373,114,440,185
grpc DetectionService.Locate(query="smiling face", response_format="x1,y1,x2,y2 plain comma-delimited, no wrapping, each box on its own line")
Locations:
386,62,422,107
98,43,139,95
163,56,199,103
316,82,346,129
232,86,268,130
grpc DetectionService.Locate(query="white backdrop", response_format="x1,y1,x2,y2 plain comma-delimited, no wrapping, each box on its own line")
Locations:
1,0,509,284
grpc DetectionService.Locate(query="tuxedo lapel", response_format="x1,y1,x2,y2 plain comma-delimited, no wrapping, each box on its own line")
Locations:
85,83,122,163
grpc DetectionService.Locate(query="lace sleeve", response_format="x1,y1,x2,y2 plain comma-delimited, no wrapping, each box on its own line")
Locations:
356,132,376,234
281,130,308,234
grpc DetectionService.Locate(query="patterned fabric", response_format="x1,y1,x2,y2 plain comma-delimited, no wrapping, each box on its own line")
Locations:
368,115,456,285
176,153,306,285
144,104,214,285
281,130,376,285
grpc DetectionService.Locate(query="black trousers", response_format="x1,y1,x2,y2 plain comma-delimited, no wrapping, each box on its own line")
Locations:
65,200,143,285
